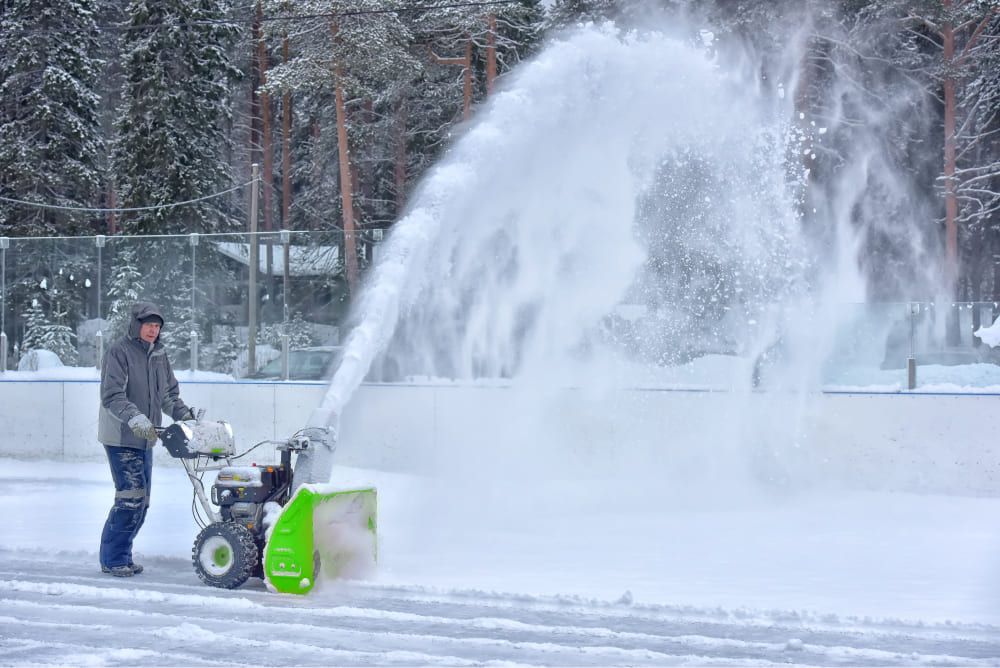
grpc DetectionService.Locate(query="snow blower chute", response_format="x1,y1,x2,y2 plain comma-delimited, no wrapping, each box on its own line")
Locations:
160,418,376,594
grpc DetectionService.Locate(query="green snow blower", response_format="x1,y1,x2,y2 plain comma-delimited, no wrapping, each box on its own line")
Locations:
159,419,377,594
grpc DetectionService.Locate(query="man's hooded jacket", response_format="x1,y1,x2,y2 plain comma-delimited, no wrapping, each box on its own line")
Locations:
98,302,191,449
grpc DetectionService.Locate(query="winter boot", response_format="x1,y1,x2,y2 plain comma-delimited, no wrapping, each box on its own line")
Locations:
102,565,135,577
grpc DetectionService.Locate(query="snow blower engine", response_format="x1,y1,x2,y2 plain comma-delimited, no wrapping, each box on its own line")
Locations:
158,419,377,594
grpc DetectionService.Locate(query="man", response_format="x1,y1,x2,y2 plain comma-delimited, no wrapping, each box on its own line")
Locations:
98,301,195,577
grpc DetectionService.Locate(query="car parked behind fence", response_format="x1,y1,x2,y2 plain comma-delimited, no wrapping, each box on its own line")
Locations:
243,346,342,381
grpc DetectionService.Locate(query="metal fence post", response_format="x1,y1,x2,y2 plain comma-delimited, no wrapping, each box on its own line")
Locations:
907,302,918,390
95,331,103,372
191,331,199,373
189,232,198,323
281,333,289,381
280,228,290,332
95,235,105,320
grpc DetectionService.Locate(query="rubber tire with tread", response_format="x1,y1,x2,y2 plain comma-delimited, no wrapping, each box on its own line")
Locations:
192,522,258,589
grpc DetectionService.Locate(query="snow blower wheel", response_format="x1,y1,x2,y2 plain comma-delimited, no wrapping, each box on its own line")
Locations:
192,522,258,589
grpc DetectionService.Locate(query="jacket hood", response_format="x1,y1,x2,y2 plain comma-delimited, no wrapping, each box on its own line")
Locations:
128,301,165,341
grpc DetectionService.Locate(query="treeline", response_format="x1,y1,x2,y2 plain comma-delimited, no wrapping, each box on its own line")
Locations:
0,0,998,362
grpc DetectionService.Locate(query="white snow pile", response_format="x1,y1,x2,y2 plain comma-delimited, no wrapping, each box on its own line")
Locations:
975,316,1000,348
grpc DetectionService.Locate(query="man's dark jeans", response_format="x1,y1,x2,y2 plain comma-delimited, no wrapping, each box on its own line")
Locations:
100,445,152,569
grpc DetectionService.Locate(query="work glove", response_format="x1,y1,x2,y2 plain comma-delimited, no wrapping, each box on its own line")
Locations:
186,407,205,421
128,414,157,441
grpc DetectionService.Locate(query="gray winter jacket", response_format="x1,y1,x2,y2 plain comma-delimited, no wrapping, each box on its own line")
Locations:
97,302,191,449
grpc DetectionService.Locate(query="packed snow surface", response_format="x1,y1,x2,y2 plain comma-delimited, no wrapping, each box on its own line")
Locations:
2,452,1000,667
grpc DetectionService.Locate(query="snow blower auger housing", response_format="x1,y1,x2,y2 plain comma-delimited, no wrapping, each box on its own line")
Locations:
159,420,377,594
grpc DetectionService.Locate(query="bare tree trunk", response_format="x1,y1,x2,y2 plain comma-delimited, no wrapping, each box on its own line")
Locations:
250,14,262,200
943,10,959,297
394,97,407,216
248,10,264,331
281,31,291,291
330,23,359,295
359,98,375,263
912,2,998,316
462,39,473,120
335,74,358,294
107,182,116,235
428,37,474,121
257,3,276,303
486,14,497,95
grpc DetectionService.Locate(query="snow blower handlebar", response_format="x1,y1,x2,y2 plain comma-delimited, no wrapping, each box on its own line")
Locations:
155,419,240,526
157,420,236,460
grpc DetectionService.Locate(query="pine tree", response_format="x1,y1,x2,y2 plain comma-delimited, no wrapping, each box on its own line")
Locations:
94,0,126,232
212,325,241,374
113,0,243,236
21,299,78,364
258,310,315,348
104,244,144,340
20,300,47,352
285,311,316,348
0,0,105,237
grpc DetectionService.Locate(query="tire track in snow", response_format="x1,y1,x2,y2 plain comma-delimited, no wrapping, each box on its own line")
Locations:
3,582,999,667
2,552,999,667
0,590,766,667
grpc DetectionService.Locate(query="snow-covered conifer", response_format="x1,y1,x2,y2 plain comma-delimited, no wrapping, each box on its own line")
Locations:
113,0,242,236
104,244,144,340
0,0,104,237
21,299,78,364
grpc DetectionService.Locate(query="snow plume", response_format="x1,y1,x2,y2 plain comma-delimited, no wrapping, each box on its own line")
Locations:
319,22,882,519
329,24,806,397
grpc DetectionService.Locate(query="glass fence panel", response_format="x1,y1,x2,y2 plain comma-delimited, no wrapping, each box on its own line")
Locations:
2,232,1000,385
0,231,369,376
819,301,1000,387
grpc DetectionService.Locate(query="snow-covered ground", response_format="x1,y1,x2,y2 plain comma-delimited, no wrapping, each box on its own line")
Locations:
3,360,1000,666
3,457,1000,666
